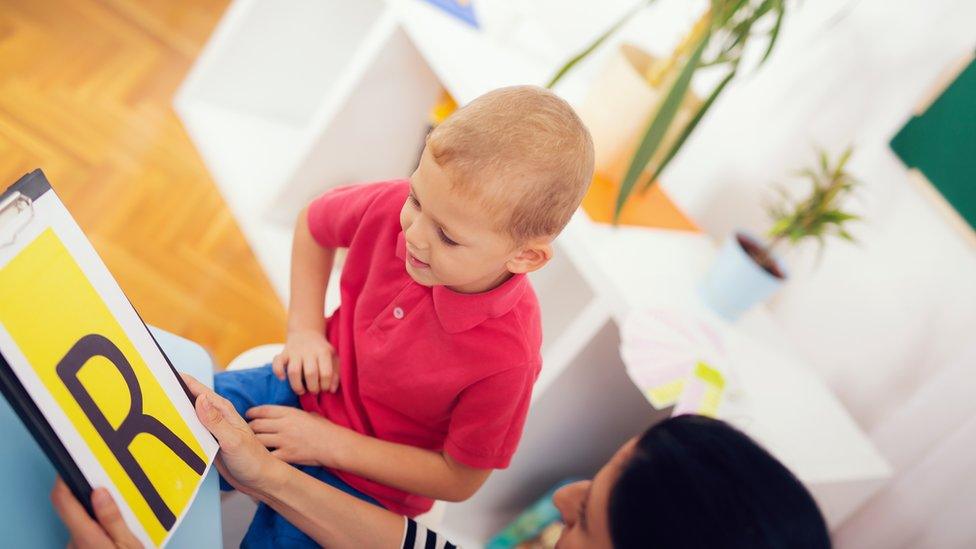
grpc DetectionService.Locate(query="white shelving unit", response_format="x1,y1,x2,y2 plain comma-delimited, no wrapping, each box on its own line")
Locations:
176,1,890,546
175,0,441,301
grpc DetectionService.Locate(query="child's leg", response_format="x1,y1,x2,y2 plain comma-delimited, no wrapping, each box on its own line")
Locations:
214,364,299,418
242,467,383,549
214,365,297,491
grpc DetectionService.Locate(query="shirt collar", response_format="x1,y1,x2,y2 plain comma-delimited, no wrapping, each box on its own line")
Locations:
396,232,528,334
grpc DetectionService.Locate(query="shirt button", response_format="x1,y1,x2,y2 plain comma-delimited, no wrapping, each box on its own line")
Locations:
393,307,405,319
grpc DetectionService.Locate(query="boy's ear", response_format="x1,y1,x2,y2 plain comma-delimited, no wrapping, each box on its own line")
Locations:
506,241,553,275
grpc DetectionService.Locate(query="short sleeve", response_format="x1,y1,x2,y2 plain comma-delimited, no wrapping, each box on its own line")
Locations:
445,364,540,469
306,182,396,249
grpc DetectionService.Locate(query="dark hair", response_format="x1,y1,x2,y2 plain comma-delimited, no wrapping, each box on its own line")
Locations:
608,415,830,549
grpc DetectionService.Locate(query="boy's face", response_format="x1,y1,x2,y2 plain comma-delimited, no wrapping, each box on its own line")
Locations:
400,147,551,294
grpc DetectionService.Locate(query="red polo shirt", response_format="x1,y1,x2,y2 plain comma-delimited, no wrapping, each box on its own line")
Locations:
300,180,542,517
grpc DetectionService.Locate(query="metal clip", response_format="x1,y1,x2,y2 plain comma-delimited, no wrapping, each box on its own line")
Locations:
0,191,35,248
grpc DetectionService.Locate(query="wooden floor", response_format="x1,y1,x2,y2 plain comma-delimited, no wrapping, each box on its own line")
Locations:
0,0,286,366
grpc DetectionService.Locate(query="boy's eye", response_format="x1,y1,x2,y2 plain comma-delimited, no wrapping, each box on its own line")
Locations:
438,228,459,246
408,194,420,208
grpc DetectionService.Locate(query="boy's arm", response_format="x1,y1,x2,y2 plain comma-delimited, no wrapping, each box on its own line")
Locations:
330,425,492,503
332,425,491,501
273,206,339,395
246,404,490,502
288,206,334,333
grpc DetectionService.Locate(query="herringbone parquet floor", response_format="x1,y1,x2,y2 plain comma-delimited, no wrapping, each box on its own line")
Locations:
0,0,286,366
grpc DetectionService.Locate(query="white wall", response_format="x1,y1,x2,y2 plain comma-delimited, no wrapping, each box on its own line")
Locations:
642,0,976,431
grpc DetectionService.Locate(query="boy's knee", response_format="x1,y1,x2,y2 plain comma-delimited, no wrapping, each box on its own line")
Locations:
213,364,299,415
213,366,269,416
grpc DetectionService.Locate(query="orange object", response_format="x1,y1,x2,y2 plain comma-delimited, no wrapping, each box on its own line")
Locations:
581,172,701,232
429,89,458,126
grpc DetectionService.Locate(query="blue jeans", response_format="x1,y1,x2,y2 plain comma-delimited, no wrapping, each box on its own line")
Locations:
215,365,382,548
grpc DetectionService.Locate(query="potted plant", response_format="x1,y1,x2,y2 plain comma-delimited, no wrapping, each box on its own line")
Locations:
700,147,862,320
548,0,788,223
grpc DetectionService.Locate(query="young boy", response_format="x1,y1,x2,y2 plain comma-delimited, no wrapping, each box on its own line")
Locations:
215,85,594,547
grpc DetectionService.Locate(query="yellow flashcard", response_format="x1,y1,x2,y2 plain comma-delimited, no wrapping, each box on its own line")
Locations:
0,171,217,547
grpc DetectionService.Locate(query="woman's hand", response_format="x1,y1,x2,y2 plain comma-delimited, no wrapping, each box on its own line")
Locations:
51,376,430,549
51,374,287,547
51,480,141,548
273,329,339,395
246,404,351,468
181,374,287,499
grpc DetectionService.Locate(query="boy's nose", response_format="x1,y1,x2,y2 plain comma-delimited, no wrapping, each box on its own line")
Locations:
404,221,428,251
405,235,426,254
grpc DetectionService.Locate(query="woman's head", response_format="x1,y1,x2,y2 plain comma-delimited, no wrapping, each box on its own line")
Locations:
553,415,830,549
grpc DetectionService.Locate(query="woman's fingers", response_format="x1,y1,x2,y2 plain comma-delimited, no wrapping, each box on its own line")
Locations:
195,390,250,452
194,391,224,430
51,480,141,548
215,393,250,429
180,373,206,398
91,488,141,547
51,479,109,547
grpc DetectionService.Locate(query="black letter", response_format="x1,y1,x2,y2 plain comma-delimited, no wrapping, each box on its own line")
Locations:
57,334,206,530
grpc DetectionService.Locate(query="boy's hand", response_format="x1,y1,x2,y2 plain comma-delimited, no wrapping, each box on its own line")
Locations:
273,329,339,395
246,405,349,468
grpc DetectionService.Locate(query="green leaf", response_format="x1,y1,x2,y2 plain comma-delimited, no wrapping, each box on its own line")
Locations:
760,1,785,65
768,217,792,237
724,17,754,55
716,0,749,27
699,54,735,68
796,168,819,181
806,221,826,236
821,210,860,223
640,68,737,193
752,0,778,21
834,145,854,174
721,0,777,58
766,145,864,253
613,32,711,221
547,1,651,88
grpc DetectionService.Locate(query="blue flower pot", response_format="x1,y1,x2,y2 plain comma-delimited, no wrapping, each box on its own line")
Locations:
700,232,786,321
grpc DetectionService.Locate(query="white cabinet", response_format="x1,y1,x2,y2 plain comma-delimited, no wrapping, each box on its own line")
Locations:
175,0,441,300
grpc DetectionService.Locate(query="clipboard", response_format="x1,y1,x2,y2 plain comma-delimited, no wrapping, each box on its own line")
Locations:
0,170,218,547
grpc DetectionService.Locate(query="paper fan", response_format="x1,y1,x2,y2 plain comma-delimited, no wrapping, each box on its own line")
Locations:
620,307,731,417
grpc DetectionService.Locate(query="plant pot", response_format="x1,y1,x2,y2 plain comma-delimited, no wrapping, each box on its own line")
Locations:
576,43,702,228
700,232,787,321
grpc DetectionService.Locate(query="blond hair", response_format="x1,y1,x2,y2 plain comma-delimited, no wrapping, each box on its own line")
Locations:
427,85,594,243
